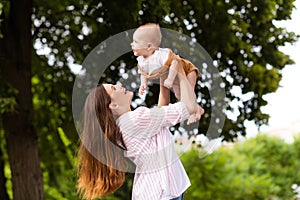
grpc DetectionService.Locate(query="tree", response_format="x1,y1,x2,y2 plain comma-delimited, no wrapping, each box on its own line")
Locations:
0,0,298,199
0,0,44,199
165,0,298,140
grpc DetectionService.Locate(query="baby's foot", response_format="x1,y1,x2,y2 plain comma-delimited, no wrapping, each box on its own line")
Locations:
198,105,205,115
187,105,205,125
187,113,198,125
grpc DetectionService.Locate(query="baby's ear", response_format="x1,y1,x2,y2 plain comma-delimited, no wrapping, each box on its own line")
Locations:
147,43,153,49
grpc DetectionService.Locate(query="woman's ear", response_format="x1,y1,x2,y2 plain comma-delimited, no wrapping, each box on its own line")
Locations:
109,102,118,110
109,102,120,117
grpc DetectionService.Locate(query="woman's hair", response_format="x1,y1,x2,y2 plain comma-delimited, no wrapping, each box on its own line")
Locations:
77,84,127,199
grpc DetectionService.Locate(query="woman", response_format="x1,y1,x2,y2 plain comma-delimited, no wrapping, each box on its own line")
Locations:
77,64,201,200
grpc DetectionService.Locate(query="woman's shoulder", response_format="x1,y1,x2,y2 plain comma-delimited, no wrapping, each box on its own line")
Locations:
131,106,151,115
118,106,150,121
135,102,186,111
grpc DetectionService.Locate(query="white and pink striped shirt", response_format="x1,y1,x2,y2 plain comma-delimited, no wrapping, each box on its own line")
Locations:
116,102,191,200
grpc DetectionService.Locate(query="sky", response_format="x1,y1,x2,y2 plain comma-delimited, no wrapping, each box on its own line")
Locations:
246,0,300,138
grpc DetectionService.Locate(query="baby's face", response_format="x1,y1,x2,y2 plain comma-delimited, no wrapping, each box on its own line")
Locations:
131,29,149,57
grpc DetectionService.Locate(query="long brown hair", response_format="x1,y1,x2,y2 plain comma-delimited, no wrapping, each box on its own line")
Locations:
77,84,127,199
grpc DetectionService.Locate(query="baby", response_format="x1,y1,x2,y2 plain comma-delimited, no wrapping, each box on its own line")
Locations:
131,23,204,124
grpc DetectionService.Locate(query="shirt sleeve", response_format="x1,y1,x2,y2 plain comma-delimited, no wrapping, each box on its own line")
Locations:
161,102,190,126
136,57,143,74
129,102,190,138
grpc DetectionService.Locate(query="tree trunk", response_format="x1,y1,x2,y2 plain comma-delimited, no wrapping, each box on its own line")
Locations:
0,0,44,199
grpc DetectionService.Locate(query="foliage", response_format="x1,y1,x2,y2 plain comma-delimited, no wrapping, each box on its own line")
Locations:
29,0,299,141
181,134,300,199
0,0,299,199
0,0,4,38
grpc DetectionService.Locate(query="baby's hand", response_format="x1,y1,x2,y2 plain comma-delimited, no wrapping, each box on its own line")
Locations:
164,78,174,89
139,84,147,95
187,105,205,125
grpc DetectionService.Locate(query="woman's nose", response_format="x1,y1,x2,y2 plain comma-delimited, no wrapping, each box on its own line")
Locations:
116,84,123,89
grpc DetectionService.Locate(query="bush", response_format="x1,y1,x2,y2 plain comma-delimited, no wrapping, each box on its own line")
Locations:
181,134,300,200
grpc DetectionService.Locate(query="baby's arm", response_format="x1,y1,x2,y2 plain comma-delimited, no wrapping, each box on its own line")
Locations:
139,74,148,95
164,58,179,88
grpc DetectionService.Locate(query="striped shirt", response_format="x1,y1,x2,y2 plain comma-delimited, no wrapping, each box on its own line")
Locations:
116,102,191,200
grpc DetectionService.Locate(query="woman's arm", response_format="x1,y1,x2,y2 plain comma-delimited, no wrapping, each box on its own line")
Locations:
176,56,198,115
157,81,170,107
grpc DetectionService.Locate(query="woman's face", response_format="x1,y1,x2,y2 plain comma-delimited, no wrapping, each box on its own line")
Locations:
103,84,133,108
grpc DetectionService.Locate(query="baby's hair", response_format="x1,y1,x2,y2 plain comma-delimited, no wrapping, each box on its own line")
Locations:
138,23,162,47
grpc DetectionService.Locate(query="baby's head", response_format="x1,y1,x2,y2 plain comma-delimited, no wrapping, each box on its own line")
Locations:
131,23,162,57
137,23,162,47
